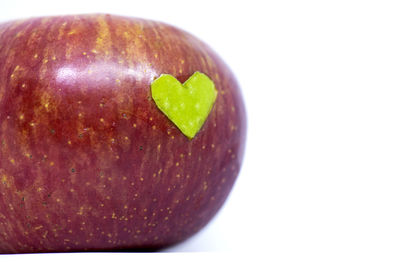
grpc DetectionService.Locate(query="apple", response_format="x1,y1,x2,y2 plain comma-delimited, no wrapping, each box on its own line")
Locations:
0,14,246,253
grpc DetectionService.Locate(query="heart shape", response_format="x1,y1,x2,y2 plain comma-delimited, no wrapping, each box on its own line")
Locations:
151,72,218,139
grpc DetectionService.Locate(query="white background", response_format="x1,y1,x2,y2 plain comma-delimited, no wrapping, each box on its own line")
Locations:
1,0,400,266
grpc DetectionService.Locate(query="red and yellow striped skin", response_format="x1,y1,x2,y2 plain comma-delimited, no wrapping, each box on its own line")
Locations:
0,14,246,253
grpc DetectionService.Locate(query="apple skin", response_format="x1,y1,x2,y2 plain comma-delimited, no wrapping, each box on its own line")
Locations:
0,14,246,253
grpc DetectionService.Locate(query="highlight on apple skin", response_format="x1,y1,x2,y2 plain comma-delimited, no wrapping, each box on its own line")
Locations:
0,14,246,253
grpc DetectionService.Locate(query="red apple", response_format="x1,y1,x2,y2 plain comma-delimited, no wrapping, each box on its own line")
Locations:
0,14,246,253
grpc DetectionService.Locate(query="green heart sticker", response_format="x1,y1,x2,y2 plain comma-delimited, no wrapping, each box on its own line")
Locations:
151,72,218,139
